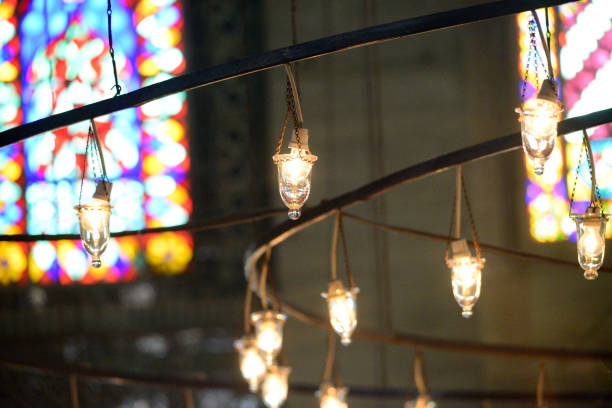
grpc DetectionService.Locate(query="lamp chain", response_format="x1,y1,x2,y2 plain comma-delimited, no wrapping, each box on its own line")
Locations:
461,174,482,261
274,106,291,156
259,245,272,310
322,331,336,382
286,73,303,151
568,138,585,216
337,212,355,288
444,187,457,264
107,0,122,96
243,267,255,333
78,127,93,206
520,18,537,104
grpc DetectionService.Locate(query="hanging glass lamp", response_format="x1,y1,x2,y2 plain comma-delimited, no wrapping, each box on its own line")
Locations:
317,382,348,408
273,128,317,220
251,310,287,366
234,335,267,392
446,239,484,318
261,365,291,408
74,181,112,268
321,280,359,346
515,79,563,175
572,206,607,280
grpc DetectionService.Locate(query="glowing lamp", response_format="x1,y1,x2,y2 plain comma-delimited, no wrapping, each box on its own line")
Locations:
404,396,436,408
316,382,348,408
446,239,484,318
251,310,287,366
74,182,112,268
322,280,359,346
515,79,563,175
572,206,607,280
272,129,317,220
234,335,267,392
261,365,291,408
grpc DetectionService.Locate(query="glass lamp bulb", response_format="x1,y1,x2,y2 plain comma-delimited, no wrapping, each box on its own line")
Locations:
404,396,436,408
273,131,317,221
322,280,359,346
234,335,267,392
261,365,291,408
447,240,484,318
74,198,112,268
573,207,607,280
515,90,562,175
251,310,287,366
317,382,348,408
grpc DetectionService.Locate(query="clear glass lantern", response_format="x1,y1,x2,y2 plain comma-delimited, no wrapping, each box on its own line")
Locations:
74,198,112,268
316,382,348,408
446,239,484,318
261,365,291,408
404,396,436,408
321,280,359,346
251,310,287,366
515,79,563,175
234,335,267,392
272,128,317,220
572,206,608,280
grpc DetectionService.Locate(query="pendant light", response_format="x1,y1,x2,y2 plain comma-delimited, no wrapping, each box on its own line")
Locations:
75,120,113,268
234,335,267,392
515,10,562,175
273,64,317,220
570,130,608,280
323,212,359,345
445,166,484,318
404,350,436,408
261,365,291,408
317,333,349,408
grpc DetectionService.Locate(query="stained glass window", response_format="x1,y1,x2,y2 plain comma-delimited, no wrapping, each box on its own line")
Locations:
0,0,191,285
518,3,612,242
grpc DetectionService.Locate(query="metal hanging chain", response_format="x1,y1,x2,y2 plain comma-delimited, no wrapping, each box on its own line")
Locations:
259,245,272,310
243,267,255,333
337,212,356,288
537,361,546,408
274,107,291,156
285,70,304,152
568,136,586,216
531,9,554,82
78,127,93,206
322,331,336,382
107,0,122,96
413,349,428,397
444,187,457,264
582,129,604,209
89,119,111,200
461,174,482,261
520,18,537,104
330,211,340,281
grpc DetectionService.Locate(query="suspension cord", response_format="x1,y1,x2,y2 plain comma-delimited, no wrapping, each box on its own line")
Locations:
530,9,554,80
107,0,122,96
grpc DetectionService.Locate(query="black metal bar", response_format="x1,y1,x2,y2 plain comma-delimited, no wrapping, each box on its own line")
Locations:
1,358,610,402
0,0,571,147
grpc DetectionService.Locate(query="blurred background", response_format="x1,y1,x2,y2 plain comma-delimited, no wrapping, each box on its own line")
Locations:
0,0,610,407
